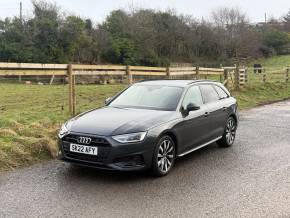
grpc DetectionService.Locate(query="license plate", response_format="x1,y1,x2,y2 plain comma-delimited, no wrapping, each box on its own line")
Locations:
70,144,98,156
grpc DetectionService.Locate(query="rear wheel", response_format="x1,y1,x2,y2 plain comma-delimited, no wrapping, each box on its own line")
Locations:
152,136,176,177
217,117,237,147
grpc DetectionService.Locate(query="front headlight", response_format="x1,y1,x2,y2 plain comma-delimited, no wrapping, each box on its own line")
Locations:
112,132,147,143
58,124,69,139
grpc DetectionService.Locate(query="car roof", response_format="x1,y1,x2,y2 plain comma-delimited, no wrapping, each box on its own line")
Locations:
136,79,220,87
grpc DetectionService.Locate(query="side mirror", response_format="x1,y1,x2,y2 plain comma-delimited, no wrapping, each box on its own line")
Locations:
186,103,200,112
105,97,112,105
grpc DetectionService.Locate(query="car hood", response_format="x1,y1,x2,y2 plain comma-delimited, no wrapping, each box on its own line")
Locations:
67,106,177,136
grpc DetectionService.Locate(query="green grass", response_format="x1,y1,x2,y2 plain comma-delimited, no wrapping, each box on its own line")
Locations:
1,70,290,172
249,55,290,68
233,82,290,109
0,83,125,171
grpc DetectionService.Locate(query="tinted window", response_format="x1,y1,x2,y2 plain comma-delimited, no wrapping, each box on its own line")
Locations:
109,85,184,111
182,86,203,109
214,85,229,99
199,85,220,104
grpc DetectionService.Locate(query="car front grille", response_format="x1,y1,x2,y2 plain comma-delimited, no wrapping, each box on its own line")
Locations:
62,134,110,147
61,134,111,163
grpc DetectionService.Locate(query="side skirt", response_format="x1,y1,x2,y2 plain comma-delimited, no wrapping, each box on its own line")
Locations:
177,136,222,157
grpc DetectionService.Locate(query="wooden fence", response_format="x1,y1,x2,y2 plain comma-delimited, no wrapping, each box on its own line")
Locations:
247,67,290,84
0,62,244,115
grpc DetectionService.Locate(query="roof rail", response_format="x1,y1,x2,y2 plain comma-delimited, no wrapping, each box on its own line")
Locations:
187,79,217,84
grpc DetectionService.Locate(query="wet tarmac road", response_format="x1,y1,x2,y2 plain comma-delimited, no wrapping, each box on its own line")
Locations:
1,101,290,218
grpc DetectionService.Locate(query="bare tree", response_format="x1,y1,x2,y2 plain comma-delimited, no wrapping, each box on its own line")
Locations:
282,10,290,31
210,7,259,59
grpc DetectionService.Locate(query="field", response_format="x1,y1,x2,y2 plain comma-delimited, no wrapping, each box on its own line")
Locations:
0,84,125,171
1,55,290,172
249,55,290,68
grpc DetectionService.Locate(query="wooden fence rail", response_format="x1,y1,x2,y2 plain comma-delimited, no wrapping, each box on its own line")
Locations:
247,67,290,84
4,63,290,114
0,62,244,115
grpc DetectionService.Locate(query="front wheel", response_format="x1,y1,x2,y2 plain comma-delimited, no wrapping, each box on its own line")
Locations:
217,117,237,147
151,136,176,177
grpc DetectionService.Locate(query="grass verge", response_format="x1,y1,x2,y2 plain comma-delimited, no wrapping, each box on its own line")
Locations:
233,82,290,109
0,84,125,172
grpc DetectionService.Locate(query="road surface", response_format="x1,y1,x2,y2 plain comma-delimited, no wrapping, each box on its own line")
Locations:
1,101,290,218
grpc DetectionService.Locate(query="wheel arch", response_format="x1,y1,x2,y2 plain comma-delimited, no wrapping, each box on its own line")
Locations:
229,113,238,124
158,130,179,155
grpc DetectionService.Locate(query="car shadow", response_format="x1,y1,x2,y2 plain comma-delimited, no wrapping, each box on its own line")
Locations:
62,162,152,183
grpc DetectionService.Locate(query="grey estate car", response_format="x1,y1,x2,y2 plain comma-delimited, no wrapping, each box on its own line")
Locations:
58,80,238,176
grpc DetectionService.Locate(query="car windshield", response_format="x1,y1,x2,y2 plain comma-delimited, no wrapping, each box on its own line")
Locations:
109,84,184,111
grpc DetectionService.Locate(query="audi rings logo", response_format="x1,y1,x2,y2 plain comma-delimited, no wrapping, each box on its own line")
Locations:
77,136,92,145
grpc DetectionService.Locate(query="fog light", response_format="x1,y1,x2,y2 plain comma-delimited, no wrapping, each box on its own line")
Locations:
114,155,144,168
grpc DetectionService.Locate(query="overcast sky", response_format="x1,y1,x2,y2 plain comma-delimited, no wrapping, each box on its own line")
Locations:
1,0,290,24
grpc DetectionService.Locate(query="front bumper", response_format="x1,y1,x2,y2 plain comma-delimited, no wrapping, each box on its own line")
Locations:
58,132,155,171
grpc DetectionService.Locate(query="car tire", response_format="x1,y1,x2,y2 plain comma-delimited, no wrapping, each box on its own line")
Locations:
217,116,237,148
151,135,176,177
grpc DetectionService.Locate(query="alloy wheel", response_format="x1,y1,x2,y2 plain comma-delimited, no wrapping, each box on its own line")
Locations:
157,139,175,173
225,118,236,145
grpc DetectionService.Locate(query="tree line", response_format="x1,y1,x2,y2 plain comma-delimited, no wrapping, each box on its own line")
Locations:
1,1,290,66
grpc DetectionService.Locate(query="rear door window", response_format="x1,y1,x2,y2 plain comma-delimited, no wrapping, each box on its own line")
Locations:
199,85,220,104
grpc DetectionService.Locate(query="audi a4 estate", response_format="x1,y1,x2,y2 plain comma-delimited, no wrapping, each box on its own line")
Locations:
58,80,238,176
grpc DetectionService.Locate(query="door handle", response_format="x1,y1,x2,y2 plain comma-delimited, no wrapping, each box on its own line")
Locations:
204,112,210,117
222,107,227,111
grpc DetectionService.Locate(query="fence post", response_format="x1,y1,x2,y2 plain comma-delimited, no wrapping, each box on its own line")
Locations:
263,68,266,83
166,66,170,79
235,64,240,90
72,74,76,115
286,67,289,83
68,64,75,116
49,75,55,85
219,64,223,82
126,65,132,84
196,66,199,80
223,68,228,89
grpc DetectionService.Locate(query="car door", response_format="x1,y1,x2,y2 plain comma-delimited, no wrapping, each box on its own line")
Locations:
175,85,209,153
199,84,226,140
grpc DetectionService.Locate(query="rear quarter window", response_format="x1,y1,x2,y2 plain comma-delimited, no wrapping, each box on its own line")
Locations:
214,85,229,99
199,85,220,104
